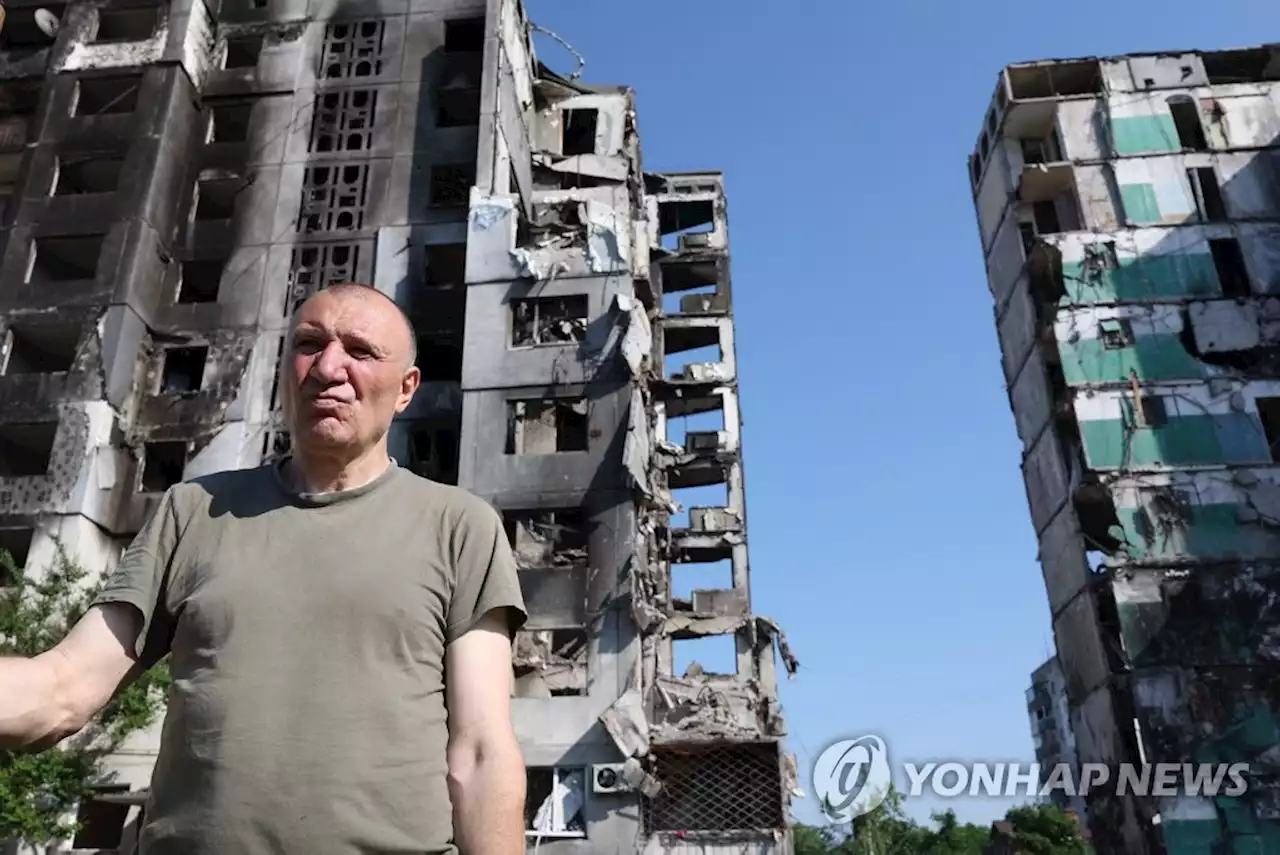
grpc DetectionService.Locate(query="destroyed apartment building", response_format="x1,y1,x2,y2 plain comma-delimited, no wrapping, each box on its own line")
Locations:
0,0,797,852
971,43,1280,854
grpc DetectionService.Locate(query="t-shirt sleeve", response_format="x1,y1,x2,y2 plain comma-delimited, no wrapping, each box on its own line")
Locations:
91,487,182,668
446,497,528,645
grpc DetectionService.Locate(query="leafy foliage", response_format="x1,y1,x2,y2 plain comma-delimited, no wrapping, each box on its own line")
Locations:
0,542,169,843
793,787,1088,855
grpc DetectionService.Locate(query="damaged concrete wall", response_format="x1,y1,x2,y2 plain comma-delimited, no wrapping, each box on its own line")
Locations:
973,42,1280,855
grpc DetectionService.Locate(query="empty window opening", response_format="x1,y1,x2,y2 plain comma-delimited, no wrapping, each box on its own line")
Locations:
92,7,159,43
425,243,466,287
1168,96,1208,151
1098,318,1134,351
1032,200,1061,233
670,558,733,604
28,236,104,283
1210,238,1250,297
658,200,715,250
251,0,268,7
194,177,239,221
665,342,722,381
208,101,253,143
561,108,598,156
515,628,587,697
2,324,79,374
436,88,479,127
401,425,459,485
0,527,34,582
73,77,139,116
511,295,588,347
669,482,728,530
1125,395,1168,429
223,36,263,69
665,405,725,449
506,399,588,454
673,634,736,677
72,787,131,850
504,509,588,569
1203,48,1280,85
1020,131,1063,165
178,260,223,303
414,338,462,383
524,768,586,837
0,422,57,477
443,17,485,53
429,163,474,207
0,6,67,56
1007,60,1103,99
159,346,207,394
53,156,123,195
1258,398,1280,461
141,441,187,492
1188,167,1226,221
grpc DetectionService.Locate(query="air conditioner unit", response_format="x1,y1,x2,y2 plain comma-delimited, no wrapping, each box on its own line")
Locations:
591,763,633,795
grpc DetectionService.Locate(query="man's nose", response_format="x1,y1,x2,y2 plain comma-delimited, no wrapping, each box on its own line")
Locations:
309,341,350,382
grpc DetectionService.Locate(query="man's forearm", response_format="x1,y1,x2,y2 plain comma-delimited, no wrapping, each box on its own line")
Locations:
449,738,526,855
0,654,70,750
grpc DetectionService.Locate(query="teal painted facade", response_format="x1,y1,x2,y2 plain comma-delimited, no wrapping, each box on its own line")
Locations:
1061,251,1218,303
1111,503,1273,562
1058,332,1204,385
1079,411,1270,469
1111,114,1181,155
1120,183,1164,224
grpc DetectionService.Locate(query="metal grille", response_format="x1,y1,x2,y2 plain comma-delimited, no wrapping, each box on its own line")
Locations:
319,20,386,79
309,89,378,153
644,743,784,833
297,164,369,233
286,243,360,314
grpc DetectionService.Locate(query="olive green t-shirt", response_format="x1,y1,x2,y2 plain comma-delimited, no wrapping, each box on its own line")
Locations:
91,459,527,855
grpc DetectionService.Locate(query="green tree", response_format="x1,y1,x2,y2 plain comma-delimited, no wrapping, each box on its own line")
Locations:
0,542,170,844
1003,803,1089,854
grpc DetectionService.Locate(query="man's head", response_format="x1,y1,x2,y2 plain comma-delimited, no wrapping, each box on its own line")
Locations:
281,283,420,460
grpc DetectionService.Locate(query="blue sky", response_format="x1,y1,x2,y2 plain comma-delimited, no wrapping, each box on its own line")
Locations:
528,0,1270,829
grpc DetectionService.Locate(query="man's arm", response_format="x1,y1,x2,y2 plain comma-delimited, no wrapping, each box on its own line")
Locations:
446,608,525,855
0,603,143,750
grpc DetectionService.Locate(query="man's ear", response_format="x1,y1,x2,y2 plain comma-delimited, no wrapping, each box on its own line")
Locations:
396,365,421,413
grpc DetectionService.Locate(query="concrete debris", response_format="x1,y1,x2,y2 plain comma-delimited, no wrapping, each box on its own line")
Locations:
584,200,628,273
755,616,800,678
600,687,650,758
621,757,662,798
613,293,651,377
513,631,587,697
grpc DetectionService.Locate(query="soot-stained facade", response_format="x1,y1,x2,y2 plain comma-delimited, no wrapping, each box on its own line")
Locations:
0,1,797,853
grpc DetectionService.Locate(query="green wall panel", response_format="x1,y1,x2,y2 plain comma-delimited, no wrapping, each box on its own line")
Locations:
1111,114,1181,154
1059,333,1204,384
1079,413,1269,469
1062,251,1219,302
1120,183,1163,224
1115,502,1242,561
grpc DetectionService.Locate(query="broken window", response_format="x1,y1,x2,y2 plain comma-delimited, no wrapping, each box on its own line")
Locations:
0,527,34,583
1006,60,1103,99
1203,48,1280,85
1098,318,1134,350
1124,395,1168,429
415,338,462,383
141,441,187,492
658,199,715,250
436,87,480,128
320,20,386,79
223,36,263,70
194,177,239,221
514,629,587,697
504,509,588,569
443,17,484,53
670,558,734,610
92,7,159,43
1210,237,1251,297
429,163,474,207
73,77,140,116
178,259,223,303
72,786,131,849
0,422,57,477
208,100,253,144
1168,96,1208,151
673,634,737,677
643,744,785,833
506,399,588,454
665,401,725,449
159,346,207,394
561,108,597,156
670,483,729,530
511,295,587,347
403,425,459,485
1187,167,1226,221
28,236,104,283
1020,131,1062,165
53,155,123,195
1032,200,1061,234
424,243,466,287
1257,398,1280,461
525,768,586,838
309,90,378,153
2,323,79,374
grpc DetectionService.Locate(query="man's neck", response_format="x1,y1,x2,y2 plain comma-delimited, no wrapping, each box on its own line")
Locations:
287,446,392,495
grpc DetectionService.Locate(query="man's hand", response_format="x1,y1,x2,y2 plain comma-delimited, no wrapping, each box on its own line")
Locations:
446,609,525,854
0,603,143,750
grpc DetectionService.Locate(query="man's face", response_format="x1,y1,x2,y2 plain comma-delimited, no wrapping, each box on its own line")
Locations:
282,289,420,455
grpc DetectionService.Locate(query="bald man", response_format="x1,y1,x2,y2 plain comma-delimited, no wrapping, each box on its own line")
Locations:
0,283,528,855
